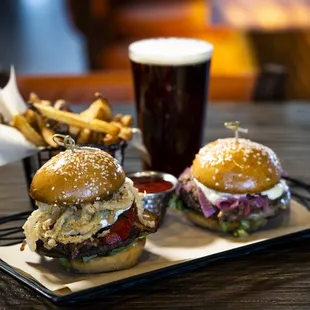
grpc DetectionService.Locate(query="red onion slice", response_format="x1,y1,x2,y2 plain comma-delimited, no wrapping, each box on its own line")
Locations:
216,198,239,211
197,188,216,218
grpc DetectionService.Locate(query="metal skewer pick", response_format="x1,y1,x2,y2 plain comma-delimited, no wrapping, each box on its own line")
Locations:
52,134,76,152
52,134,97,152
224,121,248,142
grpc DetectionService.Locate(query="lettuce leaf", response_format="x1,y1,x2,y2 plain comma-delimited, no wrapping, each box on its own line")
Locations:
59,257,71,270
82,254,98,262
232,218,267,237
168,194,184,211
234,229,249,238
107,237,146,257
59,237,147,268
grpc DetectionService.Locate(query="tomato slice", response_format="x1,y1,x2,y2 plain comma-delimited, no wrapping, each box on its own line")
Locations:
110,206,135,240
101,206,135,245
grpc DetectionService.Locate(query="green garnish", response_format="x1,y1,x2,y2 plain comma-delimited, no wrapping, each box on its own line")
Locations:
234,229,249,238
239,220,250,230
220,221,231,233
168,194,184,211
233,220,251,237
59,258,71,270
59,238,146,270
82,255,98,263
232,218,268,237
107,239,139,256
252,218,268,229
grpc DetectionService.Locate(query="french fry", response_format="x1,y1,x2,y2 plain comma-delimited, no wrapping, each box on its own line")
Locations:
80,96,112,121
78,103,103,143
80,101,102,120
12,114,46,146
29,92,51,106
121,115,133,127
69,104,96,137
29,92,39,103
118,127,133,141
69,125,81,137
40,124,58,147
41,100,52,106
93,93,113,121
113,113,123,122
25,107,43,130
110,121,133,141
70,97,110,137
89,132,104,145
24,109,38,130
54,99,67,110
34,111,44,129
103,134,120,146
77,128,92,144
33,103,120,136
110,121,122,129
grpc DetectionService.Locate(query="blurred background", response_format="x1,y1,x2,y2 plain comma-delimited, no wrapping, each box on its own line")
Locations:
1,0,310,100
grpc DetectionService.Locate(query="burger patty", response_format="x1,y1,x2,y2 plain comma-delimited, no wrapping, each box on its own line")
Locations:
179,187,203,215
36,223,155,259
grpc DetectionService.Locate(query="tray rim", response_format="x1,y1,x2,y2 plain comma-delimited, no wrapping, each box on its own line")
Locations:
1,227,310,305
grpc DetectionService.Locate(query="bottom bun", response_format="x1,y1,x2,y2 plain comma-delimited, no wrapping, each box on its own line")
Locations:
185,211,273,234
62,238,146,274
185,211,239,232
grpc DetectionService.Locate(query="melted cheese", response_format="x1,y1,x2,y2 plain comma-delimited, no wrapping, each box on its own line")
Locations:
194,178,288,205
99,207,131,229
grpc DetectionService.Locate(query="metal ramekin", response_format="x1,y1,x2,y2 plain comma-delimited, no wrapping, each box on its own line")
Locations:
127,171,178,224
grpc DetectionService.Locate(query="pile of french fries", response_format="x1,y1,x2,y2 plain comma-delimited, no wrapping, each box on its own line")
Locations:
1,92,133,148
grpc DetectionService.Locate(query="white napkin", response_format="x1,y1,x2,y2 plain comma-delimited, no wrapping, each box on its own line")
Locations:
0,91,11,122
0,124,37,166
0,66,36,166
0,66,27,122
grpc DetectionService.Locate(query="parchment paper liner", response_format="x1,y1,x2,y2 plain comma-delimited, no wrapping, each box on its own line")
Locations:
0,200,309,296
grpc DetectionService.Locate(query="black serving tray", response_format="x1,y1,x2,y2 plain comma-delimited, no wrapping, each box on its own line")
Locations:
1,176,309,305
1,227,310,305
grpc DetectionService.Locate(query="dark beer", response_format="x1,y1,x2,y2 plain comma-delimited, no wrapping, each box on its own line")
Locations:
129,38,213,176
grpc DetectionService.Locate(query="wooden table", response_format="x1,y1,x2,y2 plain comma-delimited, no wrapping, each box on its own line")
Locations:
1,102,310,309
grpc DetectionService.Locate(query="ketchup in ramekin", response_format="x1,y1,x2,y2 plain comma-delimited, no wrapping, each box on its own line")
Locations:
131,176,174,194
127,171,178,224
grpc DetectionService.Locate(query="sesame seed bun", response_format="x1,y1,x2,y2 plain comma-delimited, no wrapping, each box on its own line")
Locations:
62,238,146,273
192,138,282,194
30,148,125,205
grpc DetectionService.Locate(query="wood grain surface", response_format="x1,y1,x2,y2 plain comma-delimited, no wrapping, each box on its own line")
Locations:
1,103,310,309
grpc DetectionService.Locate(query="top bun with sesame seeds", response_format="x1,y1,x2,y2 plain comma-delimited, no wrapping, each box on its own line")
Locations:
30,147,125,205
192,138,283,194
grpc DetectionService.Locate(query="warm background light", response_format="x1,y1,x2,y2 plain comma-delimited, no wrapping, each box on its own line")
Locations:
211,0,310,30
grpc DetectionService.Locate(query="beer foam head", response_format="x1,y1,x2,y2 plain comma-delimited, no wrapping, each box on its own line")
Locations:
129,38,213,66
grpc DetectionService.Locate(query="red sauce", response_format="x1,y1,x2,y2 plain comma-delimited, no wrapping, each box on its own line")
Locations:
131,176,174,194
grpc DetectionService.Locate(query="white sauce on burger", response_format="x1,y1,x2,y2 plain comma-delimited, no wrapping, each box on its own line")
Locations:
194,178,288,205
